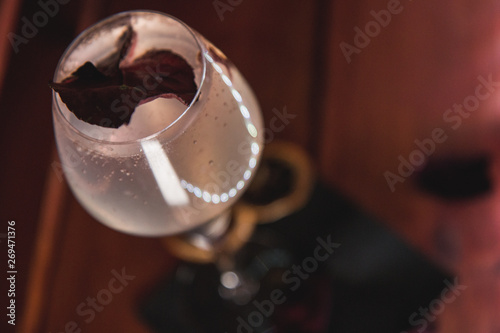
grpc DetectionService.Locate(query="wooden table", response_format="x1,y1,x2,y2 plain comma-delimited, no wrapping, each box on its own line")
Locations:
2,0,500,332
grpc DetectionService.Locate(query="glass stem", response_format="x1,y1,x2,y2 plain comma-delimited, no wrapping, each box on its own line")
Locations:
183,209,232,254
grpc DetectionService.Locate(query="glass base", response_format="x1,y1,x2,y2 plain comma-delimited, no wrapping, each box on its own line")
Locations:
139,182,449,333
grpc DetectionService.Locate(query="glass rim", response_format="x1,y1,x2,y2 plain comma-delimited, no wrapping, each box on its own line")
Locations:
52,10,207,146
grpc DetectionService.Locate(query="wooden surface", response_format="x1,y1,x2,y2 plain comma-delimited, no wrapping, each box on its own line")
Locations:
1,1,327,332
2,0,500,332
320,1,500,332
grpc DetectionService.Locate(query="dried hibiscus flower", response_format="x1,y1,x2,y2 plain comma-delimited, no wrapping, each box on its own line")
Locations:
50,25,197,128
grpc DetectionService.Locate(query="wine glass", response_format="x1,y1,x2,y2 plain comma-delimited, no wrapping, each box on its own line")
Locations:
52,10,264,241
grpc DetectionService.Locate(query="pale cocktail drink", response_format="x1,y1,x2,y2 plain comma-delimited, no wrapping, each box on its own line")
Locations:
52,11,263,236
